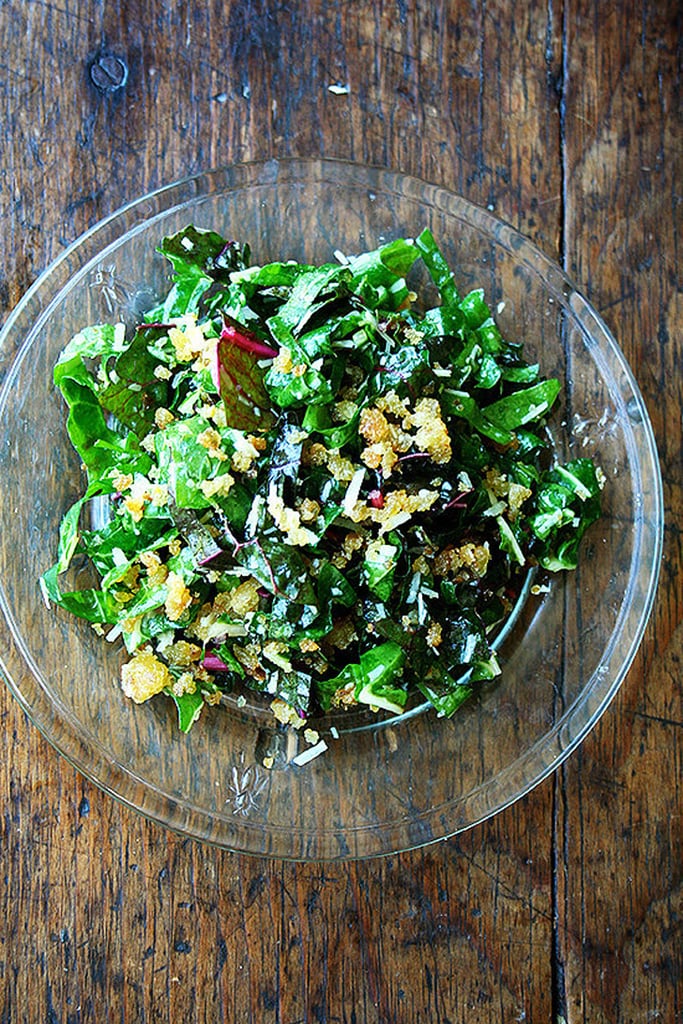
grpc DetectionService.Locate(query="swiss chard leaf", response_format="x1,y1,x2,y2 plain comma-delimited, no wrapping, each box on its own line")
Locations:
316,560,357,608
442,391,515,446
315,640,407,713
157,226,245,319
232,537,316,604
41,564,120,624
415,227,461,308
363,539,400,603
54,323,128,382
216,331,276,431
532,458,602,570
416,667,472,718
100,331,170,435
169,690,205,732
482,379,561,430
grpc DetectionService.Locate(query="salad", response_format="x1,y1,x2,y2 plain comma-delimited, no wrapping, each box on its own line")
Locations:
41,226,602,735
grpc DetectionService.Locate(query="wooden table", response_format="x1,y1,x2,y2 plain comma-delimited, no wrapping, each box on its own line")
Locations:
0,2,680,1020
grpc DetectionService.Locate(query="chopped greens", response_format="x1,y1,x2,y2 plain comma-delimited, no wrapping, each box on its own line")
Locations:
42,226,602,734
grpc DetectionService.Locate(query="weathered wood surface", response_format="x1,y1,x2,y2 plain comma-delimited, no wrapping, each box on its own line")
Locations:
0,1,679,1021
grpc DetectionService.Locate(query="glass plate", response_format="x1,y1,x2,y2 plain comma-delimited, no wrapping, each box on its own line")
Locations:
0,159,663,859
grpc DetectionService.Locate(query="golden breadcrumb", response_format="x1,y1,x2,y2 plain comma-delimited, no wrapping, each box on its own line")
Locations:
267,490,318,546
197,427,226,459
200,473,235,499
507,481,533,520
171,671,198,697
359,406,393,444
297,497,321,523
426,621,443,648
225,577,262,618
164,571,192,621
433,541,491,580
154,407,174,430
140,550,168,587
299,638,320,652
111,471,133,492
121,650,173,704
408,398,452,464
165,640,202,667
301,441,328,467
270,698,306,728
326,450,357,483
272,346,293,373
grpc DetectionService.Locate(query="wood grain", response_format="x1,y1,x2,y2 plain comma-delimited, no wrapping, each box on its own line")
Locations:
0,1,679,1021
558,2,682,1020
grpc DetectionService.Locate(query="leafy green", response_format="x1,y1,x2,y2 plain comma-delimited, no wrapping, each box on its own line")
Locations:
316,641,407,714
43,226,602,733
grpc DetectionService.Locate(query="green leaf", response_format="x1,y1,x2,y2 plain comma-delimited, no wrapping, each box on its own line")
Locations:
354,641,408,713
217,333,276,431
458,289,491,328
363,540,399,602
442,391,515,446
40,564,119,624
532,458,602,570
482,379,561,430
99,332,170,436
169,690,205,732
375,344,431,396
416,671,472,717
54,324,127,384
317,560,357,608
55,367,125,480
315,640,407,714
155,415,232,509
267,264,345,336
415,228,460,307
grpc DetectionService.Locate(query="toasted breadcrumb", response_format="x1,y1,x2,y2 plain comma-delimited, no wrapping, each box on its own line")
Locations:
299,638,320,652
507,481,532,519
164,571,192,621
433,541,491,580
111,471,133,492
200,473,235,499
270,698,306,728
375,390,410,420
302,441,328,467
408,398,452,464
333,400,358,422
426,621,443,648
172,671,197,696
154,407,174,430
123,495,146,522
140,550,169,586
168,316,215,370
297,497,321,522
272,346,293,373
326,450,357,483
149,484,169,506
359,406,392,444
197,427,227,460
165,640,202,667
267,489,318,546
121,650,173,704
331,681,357,709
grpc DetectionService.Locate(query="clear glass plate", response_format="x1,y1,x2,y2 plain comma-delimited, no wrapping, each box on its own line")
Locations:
0,159,663,860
